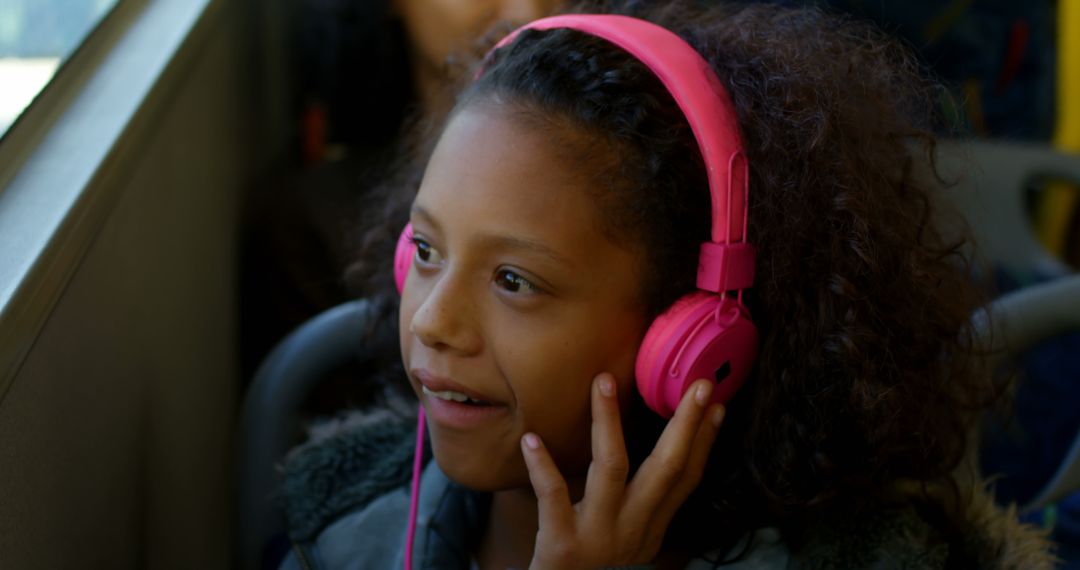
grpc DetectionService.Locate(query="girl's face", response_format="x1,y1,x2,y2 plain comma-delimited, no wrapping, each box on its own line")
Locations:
400,104,649,491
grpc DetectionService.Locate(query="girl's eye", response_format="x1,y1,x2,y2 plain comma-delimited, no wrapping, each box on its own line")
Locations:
412,237,443,265
494,269,541,294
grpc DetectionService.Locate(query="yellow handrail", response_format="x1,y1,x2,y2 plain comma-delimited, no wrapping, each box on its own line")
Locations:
1036,0,1080,257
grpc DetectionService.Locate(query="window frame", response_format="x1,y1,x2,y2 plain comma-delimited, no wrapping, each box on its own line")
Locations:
0,0,220,403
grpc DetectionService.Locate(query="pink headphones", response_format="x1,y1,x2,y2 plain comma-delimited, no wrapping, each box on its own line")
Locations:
395,14,758,418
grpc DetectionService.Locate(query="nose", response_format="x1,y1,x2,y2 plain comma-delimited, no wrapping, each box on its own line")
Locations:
408,269,483,356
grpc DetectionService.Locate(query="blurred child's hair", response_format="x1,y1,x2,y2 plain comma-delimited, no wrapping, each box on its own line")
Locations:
348,0,997,560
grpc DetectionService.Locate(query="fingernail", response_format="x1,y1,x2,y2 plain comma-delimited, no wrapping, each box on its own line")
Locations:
523,433,541,450
598,375,615,398
711,406,726,427
695,381,713,406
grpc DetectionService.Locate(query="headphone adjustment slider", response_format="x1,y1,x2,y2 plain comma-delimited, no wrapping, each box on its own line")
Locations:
696,241,756,293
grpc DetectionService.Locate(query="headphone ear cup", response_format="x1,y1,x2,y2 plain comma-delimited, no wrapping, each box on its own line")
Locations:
635,292,758,418
393,223,415,295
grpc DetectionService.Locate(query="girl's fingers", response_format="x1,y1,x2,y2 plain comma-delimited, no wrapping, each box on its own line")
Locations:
582,373,629,522
521,432,575,531
647,403,725,541
623,379,714,522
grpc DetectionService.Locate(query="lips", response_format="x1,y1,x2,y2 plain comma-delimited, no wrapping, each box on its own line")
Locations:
412,368,509,430
411,368,503,406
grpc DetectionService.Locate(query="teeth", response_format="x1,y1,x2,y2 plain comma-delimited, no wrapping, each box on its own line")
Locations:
422,385,482,403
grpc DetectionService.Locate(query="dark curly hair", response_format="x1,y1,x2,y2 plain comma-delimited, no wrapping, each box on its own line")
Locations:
347,0,997,562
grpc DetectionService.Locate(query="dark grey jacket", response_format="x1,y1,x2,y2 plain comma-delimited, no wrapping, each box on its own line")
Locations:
275,416,787,569
275,415,1054,570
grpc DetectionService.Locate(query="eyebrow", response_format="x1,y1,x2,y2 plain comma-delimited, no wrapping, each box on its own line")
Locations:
411,204,442,232
411,204,574,268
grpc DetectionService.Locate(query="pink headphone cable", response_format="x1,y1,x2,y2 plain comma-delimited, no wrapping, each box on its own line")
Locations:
404,407,426,570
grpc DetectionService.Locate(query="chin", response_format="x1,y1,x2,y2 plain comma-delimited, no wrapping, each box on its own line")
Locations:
430,440,530,492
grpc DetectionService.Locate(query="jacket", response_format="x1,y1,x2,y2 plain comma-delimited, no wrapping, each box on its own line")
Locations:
275,413,1056,569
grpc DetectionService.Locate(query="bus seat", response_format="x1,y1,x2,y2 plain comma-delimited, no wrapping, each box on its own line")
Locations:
235,299,396,570
971,274,1080,511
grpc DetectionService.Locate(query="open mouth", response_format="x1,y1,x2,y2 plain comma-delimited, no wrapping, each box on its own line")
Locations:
421,385,493,406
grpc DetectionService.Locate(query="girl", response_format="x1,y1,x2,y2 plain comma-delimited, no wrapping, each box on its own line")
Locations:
276,1,1055,568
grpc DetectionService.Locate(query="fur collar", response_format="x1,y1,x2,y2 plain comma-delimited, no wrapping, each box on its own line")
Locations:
277,410,418,542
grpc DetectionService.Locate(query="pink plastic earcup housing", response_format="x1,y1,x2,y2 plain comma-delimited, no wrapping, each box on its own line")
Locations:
394,223,416,294
635,291,758,418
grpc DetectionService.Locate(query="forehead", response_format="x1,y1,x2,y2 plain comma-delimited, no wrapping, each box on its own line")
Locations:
416,104,613,256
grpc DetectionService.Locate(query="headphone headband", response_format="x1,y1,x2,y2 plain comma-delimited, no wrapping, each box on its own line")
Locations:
487,15,750,261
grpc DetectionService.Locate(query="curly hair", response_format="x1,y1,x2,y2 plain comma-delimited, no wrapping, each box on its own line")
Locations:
346,0,997,560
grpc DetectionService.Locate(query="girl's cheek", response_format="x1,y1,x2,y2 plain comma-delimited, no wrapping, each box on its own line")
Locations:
399,298,418,363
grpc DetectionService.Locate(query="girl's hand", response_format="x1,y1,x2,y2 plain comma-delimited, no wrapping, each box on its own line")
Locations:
521,373,726,570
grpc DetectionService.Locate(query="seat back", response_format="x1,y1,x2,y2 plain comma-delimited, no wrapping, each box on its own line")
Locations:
972,275,1080,511
935,140,1079,275
938,140,1080,511
234,299,396,570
